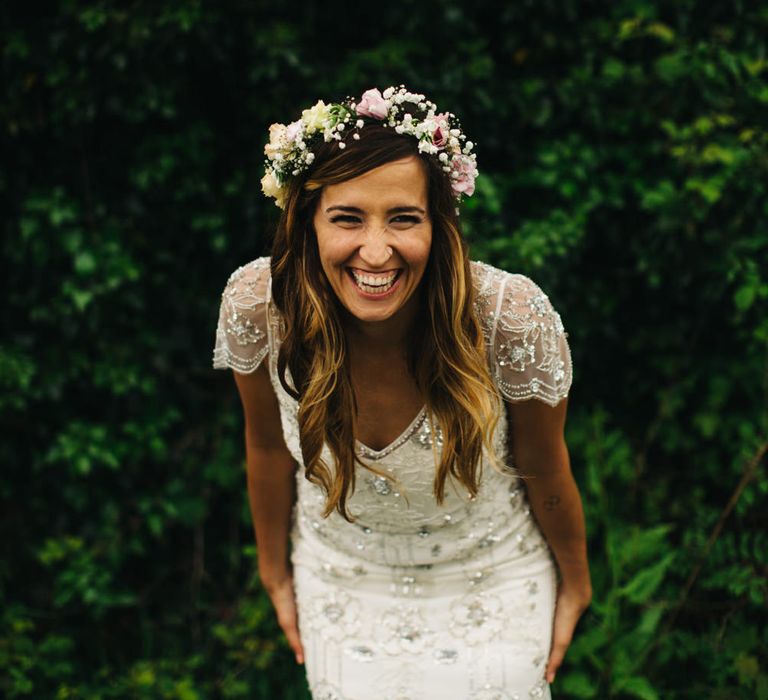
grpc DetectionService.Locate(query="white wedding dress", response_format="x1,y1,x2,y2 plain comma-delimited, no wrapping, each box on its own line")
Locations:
213,256,573,700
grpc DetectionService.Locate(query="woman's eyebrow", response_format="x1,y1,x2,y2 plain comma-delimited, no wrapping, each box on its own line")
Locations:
326,205,426,215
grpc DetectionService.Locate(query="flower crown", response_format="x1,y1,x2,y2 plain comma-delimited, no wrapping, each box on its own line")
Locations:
260,85,478,211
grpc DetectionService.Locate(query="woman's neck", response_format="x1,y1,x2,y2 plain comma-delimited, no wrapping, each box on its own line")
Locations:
343,292,422,357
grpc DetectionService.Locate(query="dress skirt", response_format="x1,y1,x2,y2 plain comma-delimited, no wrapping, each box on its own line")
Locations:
291,499,557,700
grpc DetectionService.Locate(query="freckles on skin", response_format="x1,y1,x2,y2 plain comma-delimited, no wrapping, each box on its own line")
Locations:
311,156,433,325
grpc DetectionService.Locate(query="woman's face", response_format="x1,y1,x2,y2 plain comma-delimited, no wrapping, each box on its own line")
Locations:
312,155,433,326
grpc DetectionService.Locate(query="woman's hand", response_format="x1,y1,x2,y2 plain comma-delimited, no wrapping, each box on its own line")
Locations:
546,580,591,684
261,572,305,665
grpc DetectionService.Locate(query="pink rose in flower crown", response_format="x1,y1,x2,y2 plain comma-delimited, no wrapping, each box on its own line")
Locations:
432,112,450,149
450,155,477,196
356,88,389,119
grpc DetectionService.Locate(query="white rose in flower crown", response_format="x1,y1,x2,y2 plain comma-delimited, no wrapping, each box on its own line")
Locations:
268,122,286,142
264,123,290,161
301,100,332,134
261,171,287,209
285,119,303,142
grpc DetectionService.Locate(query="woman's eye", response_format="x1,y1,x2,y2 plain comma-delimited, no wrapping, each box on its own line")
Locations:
329,215,421,225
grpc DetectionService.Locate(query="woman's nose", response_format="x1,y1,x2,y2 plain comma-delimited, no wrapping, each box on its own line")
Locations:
358,230,393,267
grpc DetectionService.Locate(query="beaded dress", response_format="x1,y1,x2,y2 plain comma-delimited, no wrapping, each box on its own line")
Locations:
213,256,573,700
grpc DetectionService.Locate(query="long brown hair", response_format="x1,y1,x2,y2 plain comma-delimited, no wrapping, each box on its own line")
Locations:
270,121,504,522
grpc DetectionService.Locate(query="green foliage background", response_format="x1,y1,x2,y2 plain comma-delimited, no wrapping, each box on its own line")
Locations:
2,1,767,698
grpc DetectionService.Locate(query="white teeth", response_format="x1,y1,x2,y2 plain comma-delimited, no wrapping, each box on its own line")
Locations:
350,269,399,294
351,270,396,286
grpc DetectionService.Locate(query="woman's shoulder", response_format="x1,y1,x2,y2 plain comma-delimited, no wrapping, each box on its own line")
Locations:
223,255,272,291
212,256,272,374
469,259,543,313
469,259,572,405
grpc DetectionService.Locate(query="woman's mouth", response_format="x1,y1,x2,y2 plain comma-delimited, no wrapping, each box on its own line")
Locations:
347,268,402,297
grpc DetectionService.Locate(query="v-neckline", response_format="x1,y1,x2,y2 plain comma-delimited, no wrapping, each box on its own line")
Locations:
355,405,428,460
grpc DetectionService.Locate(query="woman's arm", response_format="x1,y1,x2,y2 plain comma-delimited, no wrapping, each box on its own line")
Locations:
506,396,591,595
506,396,590,683
233,363,304,664
233,363,297,583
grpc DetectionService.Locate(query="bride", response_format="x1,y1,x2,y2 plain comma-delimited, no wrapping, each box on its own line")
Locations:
213,85,591,699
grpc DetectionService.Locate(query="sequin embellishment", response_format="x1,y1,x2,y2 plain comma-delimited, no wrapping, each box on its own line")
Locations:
378,606,435,655
449,593,504,644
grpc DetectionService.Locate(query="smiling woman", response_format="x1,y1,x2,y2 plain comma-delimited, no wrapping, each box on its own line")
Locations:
212,85,591,699
313,157,432,325
270,125,502,522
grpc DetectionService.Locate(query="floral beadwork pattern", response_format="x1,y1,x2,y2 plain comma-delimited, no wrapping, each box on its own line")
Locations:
449,592,505,644
212,256,271,373
475,263,573,407
377,604,436,655
303,590,361,642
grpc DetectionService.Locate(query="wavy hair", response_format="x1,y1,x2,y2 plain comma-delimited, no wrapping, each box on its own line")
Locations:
270,120,506,522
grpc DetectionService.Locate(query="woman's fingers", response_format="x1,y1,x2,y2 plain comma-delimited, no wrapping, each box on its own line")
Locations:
268,578,305,664
545,623,572,683
545,588,590,683
279,611,305,664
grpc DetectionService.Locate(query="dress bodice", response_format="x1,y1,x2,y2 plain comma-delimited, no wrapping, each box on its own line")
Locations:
213,256,573,567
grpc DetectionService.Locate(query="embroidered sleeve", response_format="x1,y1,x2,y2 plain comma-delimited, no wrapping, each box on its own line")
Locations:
212,256,271,374
483,268,573,406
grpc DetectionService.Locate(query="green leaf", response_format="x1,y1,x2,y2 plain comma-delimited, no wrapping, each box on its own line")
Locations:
74,251,97,274
655,51,688,82
560,671,599,697
618,524,675,568
735,283,757,311
757,673,768,700
685,176,723,204
614,676,660,700
71,289,94,312
735,652,760,683
619,552,676,603
636,604,665,637
602,58,626,80
647,22,675,43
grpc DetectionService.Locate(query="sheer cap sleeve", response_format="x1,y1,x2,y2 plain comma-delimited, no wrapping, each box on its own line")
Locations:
473,262,573,406
212,256,271,374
